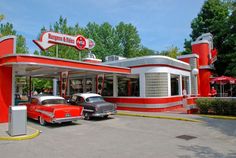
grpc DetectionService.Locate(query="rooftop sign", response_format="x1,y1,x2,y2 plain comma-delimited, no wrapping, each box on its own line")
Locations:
33,32,95,50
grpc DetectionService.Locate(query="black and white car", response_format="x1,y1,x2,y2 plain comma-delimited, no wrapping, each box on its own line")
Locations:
69,93,117,120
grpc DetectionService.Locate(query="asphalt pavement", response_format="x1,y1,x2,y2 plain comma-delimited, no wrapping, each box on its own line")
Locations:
0,115,236,158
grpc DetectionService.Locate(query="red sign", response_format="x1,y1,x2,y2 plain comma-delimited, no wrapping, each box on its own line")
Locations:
76,36,86,50
33,32,95,51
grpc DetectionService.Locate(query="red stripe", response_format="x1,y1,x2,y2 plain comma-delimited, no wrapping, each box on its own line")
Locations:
117,105,183,112
105,96,183,104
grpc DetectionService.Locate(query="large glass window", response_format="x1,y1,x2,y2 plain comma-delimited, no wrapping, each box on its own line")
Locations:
102,75,113,96
145,73,168,97
118,75,139,97
171,74,180,96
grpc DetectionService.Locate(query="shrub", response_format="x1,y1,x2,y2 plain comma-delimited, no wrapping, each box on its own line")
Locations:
196,98,236,116
196,98,211,114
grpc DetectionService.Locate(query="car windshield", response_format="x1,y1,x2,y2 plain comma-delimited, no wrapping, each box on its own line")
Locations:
41,99,67,105
86,96,104,103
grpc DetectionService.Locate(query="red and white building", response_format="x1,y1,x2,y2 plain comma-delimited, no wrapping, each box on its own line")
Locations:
0,33,217,123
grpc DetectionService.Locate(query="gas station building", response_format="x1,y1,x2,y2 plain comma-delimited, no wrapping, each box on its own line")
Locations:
0,33,217,123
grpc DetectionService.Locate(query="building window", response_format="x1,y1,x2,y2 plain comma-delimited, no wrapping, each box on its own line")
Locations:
182,76,189,95
102,75,113,96
145,73,168,97
171,74,180,96
118,75,139,97
85,78,92,92
69,79,83,95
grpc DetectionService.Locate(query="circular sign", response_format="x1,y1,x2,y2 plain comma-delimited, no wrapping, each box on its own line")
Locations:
88,39,95,49
76,35,86,50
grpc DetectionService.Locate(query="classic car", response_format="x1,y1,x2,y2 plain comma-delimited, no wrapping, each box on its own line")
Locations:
69,93,117,120
24,96,83,125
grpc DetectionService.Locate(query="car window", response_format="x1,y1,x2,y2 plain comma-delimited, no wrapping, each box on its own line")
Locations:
31,98,38,104
76,96,84,103
85,96,104,103
41,99,67,105
71,95,77,102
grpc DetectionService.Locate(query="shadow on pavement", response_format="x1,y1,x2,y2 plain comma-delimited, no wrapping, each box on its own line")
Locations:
85,116,115,122
196,116,236,137
178,145,236,158
27,118,81,128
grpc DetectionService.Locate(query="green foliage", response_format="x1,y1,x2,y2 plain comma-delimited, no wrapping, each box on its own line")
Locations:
137,46,155,56
196,98,236,115
32,78,53,93
159,46,181,59
38,17,150,61
0,14,4,21
0,22,28,54
115,22,141,58
184,0,236,76
196,98,211,114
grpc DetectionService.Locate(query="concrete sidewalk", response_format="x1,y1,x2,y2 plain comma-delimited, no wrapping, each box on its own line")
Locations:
0,123,40,140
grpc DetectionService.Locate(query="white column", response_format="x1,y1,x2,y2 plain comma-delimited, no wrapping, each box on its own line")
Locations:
188,76,191,95
179,75,182,95
53,78,57,96
168,73,171,96
139,73,145,97
12,65,16,106
113,75,118,97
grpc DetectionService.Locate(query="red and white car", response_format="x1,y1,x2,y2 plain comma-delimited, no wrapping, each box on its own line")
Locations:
24,96,83,125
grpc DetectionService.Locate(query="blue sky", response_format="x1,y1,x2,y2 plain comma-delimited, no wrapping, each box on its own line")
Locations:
0,0,205,53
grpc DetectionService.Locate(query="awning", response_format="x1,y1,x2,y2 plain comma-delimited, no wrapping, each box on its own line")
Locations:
0,54,131,78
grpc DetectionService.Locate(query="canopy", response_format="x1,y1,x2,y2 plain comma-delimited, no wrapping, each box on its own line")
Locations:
210,76,236,84
210,75,236,97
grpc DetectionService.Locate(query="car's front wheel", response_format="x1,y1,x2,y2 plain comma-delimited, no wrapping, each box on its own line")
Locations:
39,116,46,126
84,113,90,120
103,115,109,119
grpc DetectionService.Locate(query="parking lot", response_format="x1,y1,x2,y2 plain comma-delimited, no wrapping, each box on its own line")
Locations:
1,115,236,158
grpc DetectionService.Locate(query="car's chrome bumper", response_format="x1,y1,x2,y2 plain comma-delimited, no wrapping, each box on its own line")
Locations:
52,116,82,123
91,110,117,117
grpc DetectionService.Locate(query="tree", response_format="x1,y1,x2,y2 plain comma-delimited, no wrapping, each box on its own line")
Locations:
0,22,28,54
0,14,4,22
83,22,123,60
160,46,181,59
223,1,236,76
184,0,234,76
38,18,145,61
116,22,141,58
137,46,154,57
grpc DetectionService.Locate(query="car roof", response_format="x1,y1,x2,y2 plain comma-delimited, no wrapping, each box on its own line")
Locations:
73,93,101,99
32,96,65,103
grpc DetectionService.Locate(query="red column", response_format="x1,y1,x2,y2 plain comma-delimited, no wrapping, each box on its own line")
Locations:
199,69,211,96
0,36,16,123
192,42,212,97
0,67,12,122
